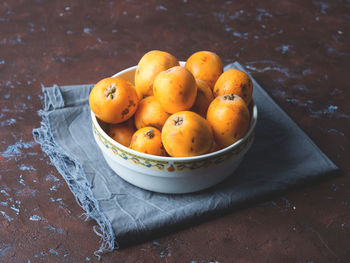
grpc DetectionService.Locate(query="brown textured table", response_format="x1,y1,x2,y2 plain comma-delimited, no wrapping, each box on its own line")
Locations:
0,0,349,262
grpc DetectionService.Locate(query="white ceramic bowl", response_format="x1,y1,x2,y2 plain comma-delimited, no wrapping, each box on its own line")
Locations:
91,62,258,194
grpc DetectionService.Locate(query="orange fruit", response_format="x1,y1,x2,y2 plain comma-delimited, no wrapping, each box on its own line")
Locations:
207,94,250,148
89,77,138,124
185,51,223,89
135,50,179,100
191,79,214,118
162,111,213,157
213,69,253,105
129,127,167,156
134,96,170,131
107,119,135,147
153,66,197,114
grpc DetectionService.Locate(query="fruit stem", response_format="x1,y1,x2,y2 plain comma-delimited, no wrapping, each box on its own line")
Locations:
105,84,116,99
145,129,155,138
174,116,183,126
223,94,235,101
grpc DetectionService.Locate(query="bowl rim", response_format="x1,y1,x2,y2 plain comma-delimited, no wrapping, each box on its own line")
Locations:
91,63,258,162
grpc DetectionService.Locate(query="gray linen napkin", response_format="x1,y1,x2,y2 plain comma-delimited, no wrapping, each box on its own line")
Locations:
33,62,339,254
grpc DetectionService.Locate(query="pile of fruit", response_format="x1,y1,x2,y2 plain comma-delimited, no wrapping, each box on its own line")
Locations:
89,50,253,157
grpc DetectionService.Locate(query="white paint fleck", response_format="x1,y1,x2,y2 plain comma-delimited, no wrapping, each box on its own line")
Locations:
302,68,312,75
19,164,35,171
275,44,291,54
233,31,242,38
29,214,42,221
327,129,344,136
49,248,58,255
10,205,19,215
17,36,22,44
256,8,272,21
0,189,10,197
16,186,38,197
156,5,168,11
1,140,36,159
46,174,60,182
83,27,91,34
18,176,26,186
0,244,12,256
0,211,13,222
1,118,16,126
313,0,329,14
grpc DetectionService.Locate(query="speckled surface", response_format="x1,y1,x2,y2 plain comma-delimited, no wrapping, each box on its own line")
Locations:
0,0,349,262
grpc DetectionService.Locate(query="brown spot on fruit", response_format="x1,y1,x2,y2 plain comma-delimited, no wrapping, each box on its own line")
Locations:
192,137,195,143
121,108,129,117
129,100,136,107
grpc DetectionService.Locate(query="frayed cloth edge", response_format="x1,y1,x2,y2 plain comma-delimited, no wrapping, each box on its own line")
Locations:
32,105,117,259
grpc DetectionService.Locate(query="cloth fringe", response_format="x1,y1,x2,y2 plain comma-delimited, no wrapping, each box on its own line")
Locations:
33,86,117,259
